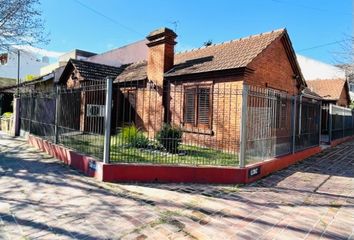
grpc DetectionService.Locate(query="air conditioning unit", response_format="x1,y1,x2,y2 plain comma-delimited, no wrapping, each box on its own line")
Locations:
87,104,105,117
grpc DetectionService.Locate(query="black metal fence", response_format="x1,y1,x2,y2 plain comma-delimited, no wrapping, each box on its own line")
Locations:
18,81,326,167
329,104,354,141
19,82,107,160
20,91,56,141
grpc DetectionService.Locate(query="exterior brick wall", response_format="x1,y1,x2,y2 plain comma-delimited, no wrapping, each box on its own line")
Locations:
246,37,300,95
169,77,243,152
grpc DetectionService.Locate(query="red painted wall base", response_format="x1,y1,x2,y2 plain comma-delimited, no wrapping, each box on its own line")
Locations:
28,135,104,181
26,135,349,184
330,136,353,147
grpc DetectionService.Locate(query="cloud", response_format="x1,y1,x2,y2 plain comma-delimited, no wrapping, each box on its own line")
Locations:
11,45,64,58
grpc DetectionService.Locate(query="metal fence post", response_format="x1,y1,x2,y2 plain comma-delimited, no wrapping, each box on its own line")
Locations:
329,104,332,143
103,77,113,164
54,85,60,144
291,96,297,153
12,97,21,136
342,108,345,139
318,102,322,146
239,85,248,168
29,91,33,134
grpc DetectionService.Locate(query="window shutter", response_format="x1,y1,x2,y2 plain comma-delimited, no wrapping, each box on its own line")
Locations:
184,88,196,124
198,88,210,125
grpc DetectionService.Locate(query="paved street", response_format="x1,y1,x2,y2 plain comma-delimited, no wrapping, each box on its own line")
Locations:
0,132,353,240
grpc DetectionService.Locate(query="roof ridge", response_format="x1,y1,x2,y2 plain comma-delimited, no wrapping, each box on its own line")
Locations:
176,28,285,55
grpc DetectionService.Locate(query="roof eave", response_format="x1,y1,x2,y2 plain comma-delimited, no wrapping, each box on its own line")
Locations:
164,67,253,81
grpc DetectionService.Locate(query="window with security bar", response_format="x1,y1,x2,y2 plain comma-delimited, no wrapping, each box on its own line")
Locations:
183,86,212,130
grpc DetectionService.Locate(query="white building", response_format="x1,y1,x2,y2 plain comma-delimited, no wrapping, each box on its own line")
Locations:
296,54,346,80
0,46,62,80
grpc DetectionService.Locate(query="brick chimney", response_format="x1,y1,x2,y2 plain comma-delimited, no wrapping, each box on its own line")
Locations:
146,27,177,88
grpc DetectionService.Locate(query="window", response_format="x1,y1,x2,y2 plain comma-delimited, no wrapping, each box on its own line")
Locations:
350,83,354,92
184,86,211,129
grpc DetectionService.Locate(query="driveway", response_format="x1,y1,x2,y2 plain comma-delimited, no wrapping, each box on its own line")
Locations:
0,132,353,239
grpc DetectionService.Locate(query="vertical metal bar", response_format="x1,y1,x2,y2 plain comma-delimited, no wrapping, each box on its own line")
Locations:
298,95,302,135
29,92,33,134
103,77,113,164
342,108,345,139
54,85,60,144
318,101,322,146
329,104,333,143
239,84,248,168
292,96,297,153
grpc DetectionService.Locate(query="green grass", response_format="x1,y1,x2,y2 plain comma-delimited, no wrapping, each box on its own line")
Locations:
59,133,239,166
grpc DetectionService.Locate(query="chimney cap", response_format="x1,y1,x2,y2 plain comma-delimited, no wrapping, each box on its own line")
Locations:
146,27,177,41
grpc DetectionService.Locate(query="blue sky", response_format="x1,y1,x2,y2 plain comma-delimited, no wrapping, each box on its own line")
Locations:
40,0,352,64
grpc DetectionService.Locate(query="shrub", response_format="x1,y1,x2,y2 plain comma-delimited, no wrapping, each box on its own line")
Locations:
156,124,182,153
120,125,149,148
2,112,12,118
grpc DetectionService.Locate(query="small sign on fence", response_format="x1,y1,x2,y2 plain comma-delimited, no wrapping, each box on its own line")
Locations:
89,160,97,171
248,166,261,177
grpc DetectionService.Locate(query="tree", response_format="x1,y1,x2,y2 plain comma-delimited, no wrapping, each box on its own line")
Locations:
334,36,354,79
0,0,48,51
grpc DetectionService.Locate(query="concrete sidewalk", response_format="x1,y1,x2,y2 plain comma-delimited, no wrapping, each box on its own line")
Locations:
0,132,353,239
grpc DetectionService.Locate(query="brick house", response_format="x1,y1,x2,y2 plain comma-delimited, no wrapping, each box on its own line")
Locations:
306,79,350,136
59,27,306,151
306,79,350,107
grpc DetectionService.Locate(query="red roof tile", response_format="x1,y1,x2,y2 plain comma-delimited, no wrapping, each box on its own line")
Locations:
306,79,347,100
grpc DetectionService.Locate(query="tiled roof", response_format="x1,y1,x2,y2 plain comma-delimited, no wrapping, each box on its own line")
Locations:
306,79,347,100
165,29,286,77
70,59,123,81
302,87,322,99
112,29,287,82
115,61,147,83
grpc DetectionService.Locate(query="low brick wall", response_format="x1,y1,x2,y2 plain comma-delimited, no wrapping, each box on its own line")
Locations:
28,135,104,180
330,136,354,148
245,146,322,183
27,134,347,184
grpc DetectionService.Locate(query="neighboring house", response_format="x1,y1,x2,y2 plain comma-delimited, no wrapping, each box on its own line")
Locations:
306,79,350,137
0,47,50,80
59,27,306,150
297,55,351,138
40,49,96,75
87,40,148,67
306,79,350,107
297,54,350,106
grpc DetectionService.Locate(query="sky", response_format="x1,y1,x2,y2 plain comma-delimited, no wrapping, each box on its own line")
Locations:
38,0,352,64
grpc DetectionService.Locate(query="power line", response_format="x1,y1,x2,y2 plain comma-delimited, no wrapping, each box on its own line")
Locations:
72,0,144,37
297,40,348,52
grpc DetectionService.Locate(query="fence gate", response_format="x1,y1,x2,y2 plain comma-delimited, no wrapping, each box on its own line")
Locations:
19,91,56,140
